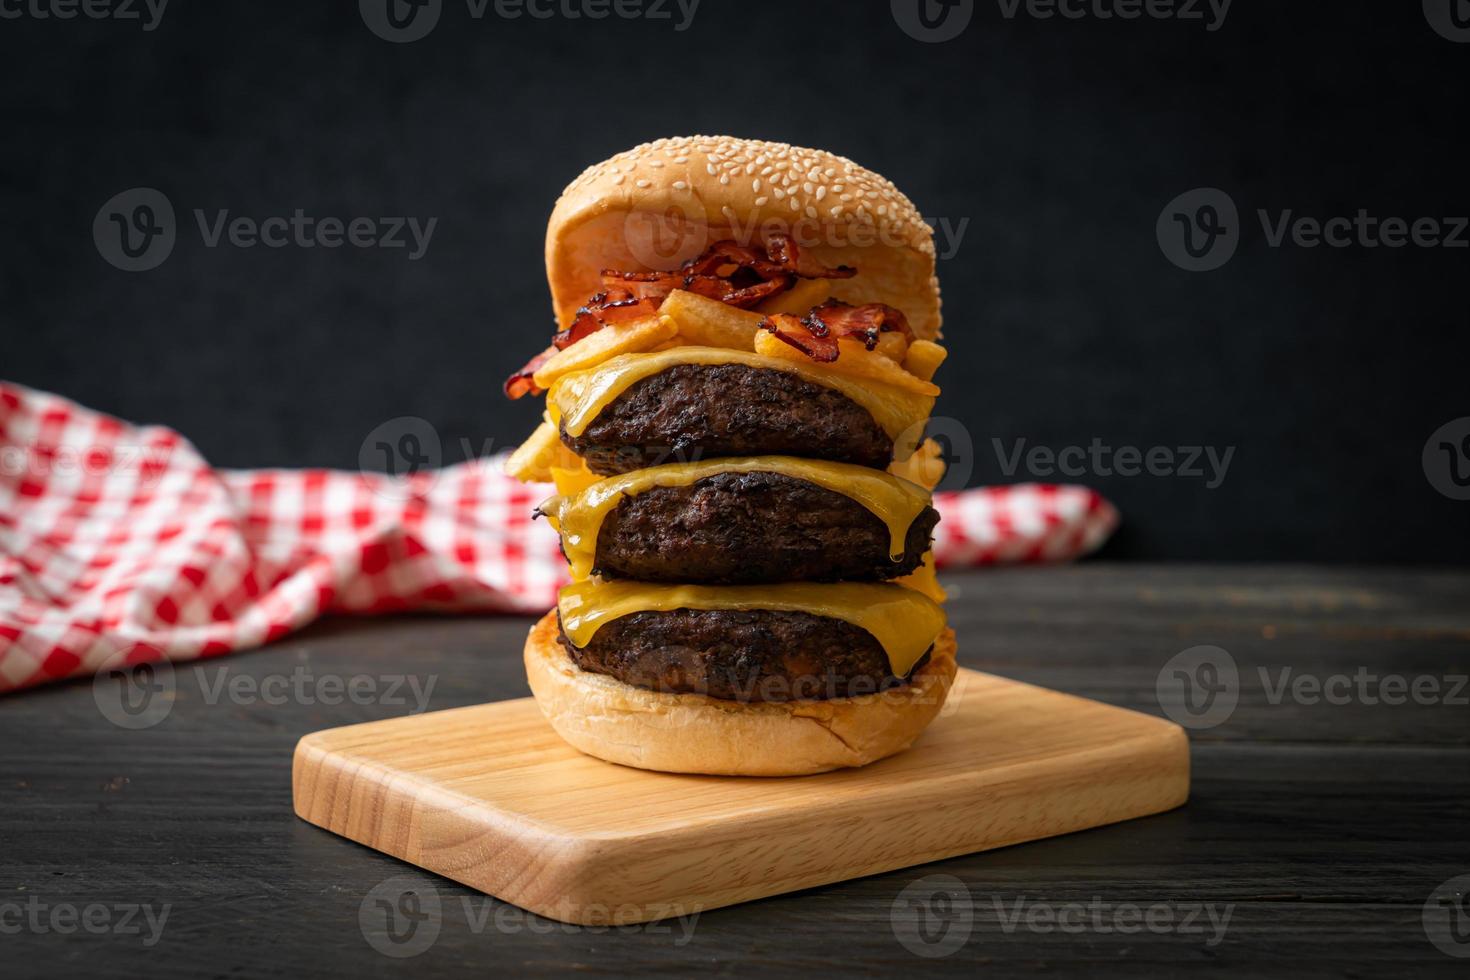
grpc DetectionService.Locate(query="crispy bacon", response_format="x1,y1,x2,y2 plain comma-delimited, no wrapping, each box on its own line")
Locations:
506,237,866,400
600,271,684,304
554,291,659,350
682,240,777,279
764,233,856,280
760,313,840,362
503,344,556,399
682,273,791,308
806,299,913,350
680,234,855,283
759,299,913,363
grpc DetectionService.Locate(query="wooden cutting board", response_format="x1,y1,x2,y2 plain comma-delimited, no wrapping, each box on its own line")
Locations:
292,668,1189,925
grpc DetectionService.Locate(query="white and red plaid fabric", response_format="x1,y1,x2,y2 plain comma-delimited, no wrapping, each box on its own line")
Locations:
0,381,1117,693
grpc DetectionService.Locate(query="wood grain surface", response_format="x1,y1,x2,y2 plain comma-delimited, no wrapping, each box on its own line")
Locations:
292,668,1189,924
3,565,1468,978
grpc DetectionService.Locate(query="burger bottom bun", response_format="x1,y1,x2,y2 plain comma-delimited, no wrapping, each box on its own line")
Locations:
522,610,957,777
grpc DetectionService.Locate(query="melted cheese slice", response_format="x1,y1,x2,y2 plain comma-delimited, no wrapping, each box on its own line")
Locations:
540,457,934,581
558,579,947,678
894,550,947,604
547,347,935,461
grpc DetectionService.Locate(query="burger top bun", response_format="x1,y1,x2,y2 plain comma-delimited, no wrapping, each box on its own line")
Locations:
546,136,943,341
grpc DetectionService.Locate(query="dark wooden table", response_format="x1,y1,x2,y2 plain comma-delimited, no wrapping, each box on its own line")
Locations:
4,564,1468,978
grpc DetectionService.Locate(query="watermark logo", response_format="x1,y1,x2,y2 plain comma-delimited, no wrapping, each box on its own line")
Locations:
194,666,438,714
619,209,972,270
1424,0,1470,42
0,442,176,490
1157,187,1238,272
992,437,1234,489
93,188,437,271
895,416,975,492
1259,667,1466,708
1156,645,1239,730
0,898,171,947
466,899,699,940
357,877,699,954
1425,874,1470,958
1160,188,1468,271
359,416,444,500
1423,417,1470,501
362,0,700,42
92,655,176,730
997,0,1231,31
622,198,711,272
1156,645,1466,730
993,895,1233,946
94,187,176,272
360,877,442,958
1259,210,1468,250
892,0,974,43
94,663,439,728
360,0,443,42
0,0,169,30
891,874,974,958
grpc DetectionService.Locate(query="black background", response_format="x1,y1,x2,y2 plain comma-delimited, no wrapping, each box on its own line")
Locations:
3,1,1467,561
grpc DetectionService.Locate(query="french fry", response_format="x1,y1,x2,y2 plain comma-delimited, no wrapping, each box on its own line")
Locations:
531,315,676,389
902,339,948,382
752,331,941,396
871,331,910,363
754,277,832,316
503,420,567,484
550,460,601,496
888,437,945,491
648,335,685,352
660,289,767,350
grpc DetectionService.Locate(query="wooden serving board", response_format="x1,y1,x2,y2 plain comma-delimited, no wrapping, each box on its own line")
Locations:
292,668,1189,925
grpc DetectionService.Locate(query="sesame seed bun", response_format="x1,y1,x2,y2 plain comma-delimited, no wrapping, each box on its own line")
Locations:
522,610,958,777
546,136,943,341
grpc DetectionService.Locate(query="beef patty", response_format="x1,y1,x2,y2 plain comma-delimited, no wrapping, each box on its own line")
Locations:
558,608,931,703
587,471,938,584
560,363,893,475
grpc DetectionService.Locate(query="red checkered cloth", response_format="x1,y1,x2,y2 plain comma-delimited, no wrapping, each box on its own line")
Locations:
0,382,1118,693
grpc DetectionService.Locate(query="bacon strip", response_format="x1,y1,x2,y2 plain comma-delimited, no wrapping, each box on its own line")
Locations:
554,292,659,351
764,234,856,280
507,237,864,399
760,313,840,362
503,344,556,399
806,299,913,350
759,300,913,363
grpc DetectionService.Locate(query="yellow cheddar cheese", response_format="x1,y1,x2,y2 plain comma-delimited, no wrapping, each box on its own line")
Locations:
557,579,947,678
540,456,933,581
546,347,936,461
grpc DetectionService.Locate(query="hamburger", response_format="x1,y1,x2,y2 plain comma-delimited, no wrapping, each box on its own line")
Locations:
504,136,955,776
